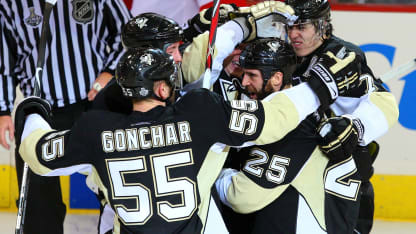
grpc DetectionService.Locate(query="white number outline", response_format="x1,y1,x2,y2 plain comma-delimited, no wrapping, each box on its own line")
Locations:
106,150,197,225
150,150,197,222
41,136,64,161
243,148,269,177
324,157,361,201
243,148,290,184
266,156,290,184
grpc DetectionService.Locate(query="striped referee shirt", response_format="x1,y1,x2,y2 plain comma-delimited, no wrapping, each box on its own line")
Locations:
0,0,131,114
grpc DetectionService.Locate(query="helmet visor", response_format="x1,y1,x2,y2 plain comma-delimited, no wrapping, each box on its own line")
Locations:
255,15,288,40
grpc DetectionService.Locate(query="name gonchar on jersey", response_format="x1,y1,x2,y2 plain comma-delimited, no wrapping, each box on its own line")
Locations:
101,122,192,152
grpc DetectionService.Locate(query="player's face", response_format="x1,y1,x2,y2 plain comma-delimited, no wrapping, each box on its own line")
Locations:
165,42,182,64
287,22,323,57
224,48,244,77
242,68,264,100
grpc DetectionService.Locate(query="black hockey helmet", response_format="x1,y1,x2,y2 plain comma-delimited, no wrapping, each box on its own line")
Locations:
115,48,177,100
239,38,297,88
122,13,183,51
286,0,330,21
285,0,332,37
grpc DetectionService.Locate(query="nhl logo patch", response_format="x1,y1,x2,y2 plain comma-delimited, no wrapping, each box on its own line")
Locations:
139,88,149,97
24,8,42,27
72,0,94,23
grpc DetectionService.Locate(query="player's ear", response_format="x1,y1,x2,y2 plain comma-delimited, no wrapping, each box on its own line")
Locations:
270,71,283,92
157,81,171,100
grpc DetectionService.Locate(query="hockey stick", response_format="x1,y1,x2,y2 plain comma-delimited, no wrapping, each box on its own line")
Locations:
380,58,416,83
15,0,57,233
202,0,221,89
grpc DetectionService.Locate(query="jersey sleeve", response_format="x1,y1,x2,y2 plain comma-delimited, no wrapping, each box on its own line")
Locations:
181,20,244,86
19,114,93,176
0,11,19,115
352,91,398,145
101,0,132,73
215,147,330,215
192,82,320,147
330,89,399,146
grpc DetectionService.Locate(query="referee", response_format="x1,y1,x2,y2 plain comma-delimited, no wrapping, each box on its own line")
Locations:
0,1,131,233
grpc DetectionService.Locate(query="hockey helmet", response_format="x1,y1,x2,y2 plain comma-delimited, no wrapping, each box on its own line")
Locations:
115,48,177,100
122,13,183,51
285,0,332,37
239,38,297,87
286,0,330,21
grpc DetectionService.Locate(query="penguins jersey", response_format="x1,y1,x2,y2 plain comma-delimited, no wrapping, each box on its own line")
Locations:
216,115,363,234
19,85,320,234
292,35,399,146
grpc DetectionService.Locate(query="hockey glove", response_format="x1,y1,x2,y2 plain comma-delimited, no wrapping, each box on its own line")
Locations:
234,1,296,42
353,141,379,182
318,115,364,162
14,96,52,146
307,46,360,110
184,3,238,42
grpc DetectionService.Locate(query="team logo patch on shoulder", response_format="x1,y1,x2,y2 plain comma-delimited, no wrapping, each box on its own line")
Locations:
72,0,94,23
24,8,42,27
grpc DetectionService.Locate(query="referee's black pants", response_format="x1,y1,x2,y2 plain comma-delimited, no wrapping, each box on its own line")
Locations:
15,100,90,234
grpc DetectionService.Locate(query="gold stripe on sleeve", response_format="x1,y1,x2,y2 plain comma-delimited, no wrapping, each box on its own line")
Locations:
256,93,300,145
226,172,289,214
369,92,399,128
19,129,54,176
181,32,218,84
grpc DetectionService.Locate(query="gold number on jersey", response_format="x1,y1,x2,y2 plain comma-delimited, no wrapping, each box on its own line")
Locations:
106,149,197,225
324,157,361,201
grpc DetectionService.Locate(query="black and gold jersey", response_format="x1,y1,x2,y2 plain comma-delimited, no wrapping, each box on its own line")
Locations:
217,115,362,234
20,85,320,234
292,36,399,146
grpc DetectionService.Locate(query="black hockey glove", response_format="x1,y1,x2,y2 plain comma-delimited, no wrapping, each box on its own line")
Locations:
307,46,361,110
183,3,238,42
353,141,379,182
318,115,364,163
14,96,52,146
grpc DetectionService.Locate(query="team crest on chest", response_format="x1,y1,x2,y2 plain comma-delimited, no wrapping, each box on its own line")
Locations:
24,7,42,27
72,0,94,23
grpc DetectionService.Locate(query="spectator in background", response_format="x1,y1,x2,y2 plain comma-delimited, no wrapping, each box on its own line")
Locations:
129,0,212,27
0,1,131,233
126,0,253,27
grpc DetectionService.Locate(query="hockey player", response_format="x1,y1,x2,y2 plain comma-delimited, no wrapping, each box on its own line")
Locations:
94,1,295,111
91,3,299,232
215,38,399,234
16,47,344,233
285,0,399,232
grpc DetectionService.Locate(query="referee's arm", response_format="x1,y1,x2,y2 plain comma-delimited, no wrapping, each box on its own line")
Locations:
88,0,132,101
0,16,20,149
